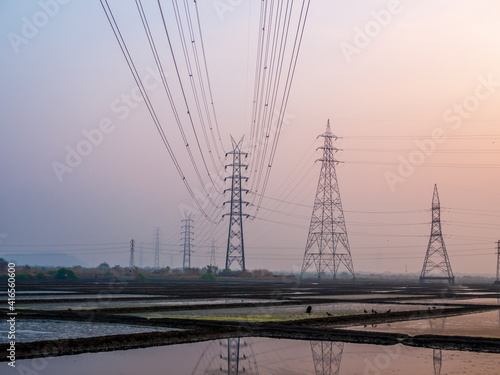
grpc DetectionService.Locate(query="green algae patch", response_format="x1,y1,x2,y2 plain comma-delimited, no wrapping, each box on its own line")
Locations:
123,312,342,322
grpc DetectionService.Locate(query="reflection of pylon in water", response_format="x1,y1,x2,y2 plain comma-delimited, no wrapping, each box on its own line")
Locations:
310,341,344,375
191,338,259,375
429,318,446,375
432,350,442,375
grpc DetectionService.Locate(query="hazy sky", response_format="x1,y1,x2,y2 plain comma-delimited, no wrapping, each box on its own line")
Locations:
1,0,499,275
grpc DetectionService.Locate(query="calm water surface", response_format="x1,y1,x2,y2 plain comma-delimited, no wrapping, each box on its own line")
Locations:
4,337,500,374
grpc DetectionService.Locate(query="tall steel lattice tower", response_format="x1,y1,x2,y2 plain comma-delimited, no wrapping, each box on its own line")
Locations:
420,185,455,284
154,227,161,269
210,239,217,268
310,341,344,375
223,136,249,271
300,120,355,279
182,215,194,269
129,239,135,269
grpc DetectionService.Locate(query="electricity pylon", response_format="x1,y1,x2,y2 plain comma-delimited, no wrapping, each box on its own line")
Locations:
182,215,194,269
129,239,135,269
210,239,217,268
310,341,344,375
154,227,161,269
301,120,355,279
223,136,249,271
420,185,454,284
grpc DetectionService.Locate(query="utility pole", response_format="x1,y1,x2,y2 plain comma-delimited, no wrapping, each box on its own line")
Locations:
139,242,143,268
223,136,249,271
129,239,135,269
181,215,194,269
420,185,454,284
154,227,161,269
300,120,355,279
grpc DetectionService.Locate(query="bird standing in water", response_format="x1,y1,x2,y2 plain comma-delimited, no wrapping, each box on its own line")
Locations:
306,306,312,314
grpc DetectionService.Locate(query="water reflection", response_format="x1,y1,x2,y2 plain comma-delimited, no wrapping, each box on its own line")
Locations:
7,336,500,375
429,317,446,375
310,341,344,375
191,338,259,374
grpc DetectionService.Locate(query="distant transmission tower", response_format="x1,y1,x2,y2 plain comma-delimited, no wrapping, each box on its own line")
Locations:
420,185,455,284
139,242,143,268
210,239,217,268
223,136,249,271
310,341,344,375
182,215,194,269
129,239,135,269
300,120,355,279
154,227,161,269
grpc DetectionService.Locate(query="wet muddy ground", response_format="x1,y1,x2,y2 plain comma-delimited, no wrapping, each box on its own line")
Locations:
1,279,499,373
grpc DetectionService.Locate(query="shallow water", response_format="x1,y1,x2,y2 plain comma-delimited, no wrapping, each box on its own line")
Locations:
396,298,500,305
0,290,76,295
4,337,500,374
0,319,180,343
14,293,164,300
343,310,500,338
16,298,279,311
291,293,423,300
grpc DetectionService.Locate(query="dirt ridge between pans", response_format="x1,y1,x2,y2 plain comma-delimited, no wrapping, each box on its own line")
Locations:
1,322,500,362
1,305,499,361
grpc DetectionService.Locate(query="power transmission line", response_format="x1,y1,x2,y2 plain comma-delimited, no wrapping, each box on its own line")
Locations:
99,0,219,223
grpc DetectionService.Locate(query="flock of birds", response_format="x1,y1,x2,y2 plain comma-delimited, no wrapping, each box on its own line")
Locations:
304,306,437,315
304,305,392,316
